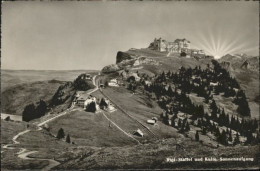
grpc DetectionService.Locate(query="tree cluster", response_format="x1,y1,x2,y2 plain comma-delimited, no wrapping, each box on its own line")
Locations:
233,90,251,116
22,100,47,122
86,102,97,113
137,60,258,146
73,74,95,91
57,128,71,143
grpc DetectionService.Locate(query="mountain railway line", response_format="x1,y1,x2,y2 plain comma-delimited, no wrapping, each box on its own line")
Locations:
99,88,158,139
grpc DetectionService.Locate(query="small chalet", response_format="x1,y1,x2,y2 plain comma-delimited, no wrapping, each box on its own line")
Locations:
147,119,156,125
133,129,144,137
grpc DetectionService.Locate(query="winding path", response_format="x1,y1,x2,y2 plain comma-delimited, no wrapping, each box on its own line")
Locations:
2,105,77,170
17,151,60,171
3,73,143,170
2,74,100,170
2,114,66,170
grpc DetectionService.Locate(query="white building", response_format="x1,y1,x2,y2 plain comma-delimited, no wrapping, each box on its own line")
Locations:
76,95,100,111
108,78,119,87
77,97,87,107
107,104,116,112
133,129,144,137
147,119,156,125
150,38,191,53
144,80,152,86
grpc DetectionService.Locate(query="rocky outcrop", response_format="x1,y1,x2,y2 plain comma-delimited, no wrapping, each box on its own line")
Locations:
219,54,259,72
101,64,122,73
50,74,95,108
219,54,241,62
116,51,133,64
50,82,75,106
117,59,136,67
220,61,231,69
241,60,249,69
133,57,159,66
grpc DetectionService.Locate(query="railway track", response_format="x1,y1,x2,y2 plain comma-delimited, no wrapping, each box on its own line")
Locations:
99,89,158,139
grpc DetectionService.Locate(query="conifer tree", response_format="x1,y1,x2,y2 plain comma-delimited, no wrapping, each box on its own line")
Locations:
210,100,218,119
57,128,65,139
179,121,185,133
195,130,200,141
202,127,207,135
163,113,169,125
215,127,221,138
233,132,240,145
228,130,232,142
185,122,190,131
178,119,182,128
237,99,251,116
99,98,108,109
220,130,227,145
246,131,253,144
66,134,71,143
167,86,174,97
86,101,97,113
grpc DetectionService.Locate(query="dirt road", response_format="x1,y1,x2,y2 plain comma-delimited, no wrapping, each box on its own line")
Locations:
2,75,101,170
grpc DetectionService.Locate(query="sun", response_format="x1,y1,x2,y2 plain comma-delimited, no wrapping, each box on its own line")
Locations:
214,55,220,59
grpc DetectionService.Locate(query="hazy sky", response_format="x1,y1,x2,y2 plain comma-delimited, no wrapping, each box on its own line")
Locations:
2,1,259,70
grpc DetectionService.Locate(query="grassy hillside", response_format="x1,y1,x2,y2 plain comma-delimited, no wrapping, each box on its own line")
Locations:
102,87,181,140
1,70,99,116
1,120,27,144
1,80,64,115
141,57,212,75
1,120,50,170
102,49,258,120
53,137,258,170
109,48,213,75
47,110,137,147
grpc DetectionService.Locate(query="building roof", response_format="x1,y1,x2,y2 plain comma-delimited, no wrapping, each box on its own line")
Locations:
174,38,191,43
133,129,144,137
147,120,156,124
77,97,86,101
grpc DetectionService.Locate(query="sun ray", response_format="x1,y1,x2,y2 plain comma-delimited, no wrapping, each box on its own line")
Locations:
206,24,218,55
224,42,251,55
216,27,223,54
196,31,215,54
219,32,251,56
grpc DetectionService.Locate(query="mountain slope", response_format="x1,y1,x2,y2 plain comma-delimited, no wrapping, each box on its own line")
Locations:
218,54,259,118
1,80,65,115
